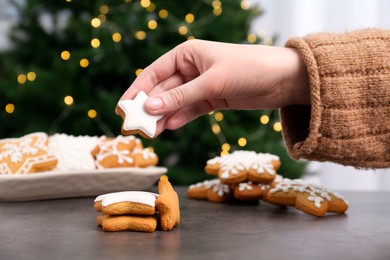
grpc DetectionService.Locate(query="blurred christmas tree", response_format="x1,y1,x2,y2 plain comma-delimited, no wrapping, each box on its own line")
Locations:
0,0,306,184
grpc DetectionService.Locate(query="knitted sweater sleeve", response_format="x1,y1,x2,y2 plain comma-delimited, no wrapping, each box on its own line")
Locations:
280,28,390,168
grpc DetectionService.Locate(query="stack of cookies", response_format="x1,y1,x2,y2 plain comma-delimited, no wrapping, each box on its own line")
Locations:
94,176,180,232
187,150,349,217
188,150,281,203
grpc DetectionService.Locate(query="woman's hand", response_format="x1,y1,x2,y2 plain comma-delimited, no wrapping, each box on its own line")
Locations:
117,39,310,137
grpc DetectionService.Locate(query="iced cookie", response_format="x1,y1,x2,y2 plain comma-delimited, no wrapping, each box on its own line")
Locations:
0,132,58,174
187,179,220,200
265,179,349,217
204,155,223,176
94,191,159,215
247,153,280,183
187,179,232,203
116,91,163,139
155,176,180,231
216,151,280,185
233,181,264,201
206,181,232,203
94,135,143,169
131,148,159,167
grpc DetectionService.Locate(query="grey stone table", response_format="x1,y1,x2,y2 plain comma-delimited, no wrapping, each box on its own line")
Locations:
0,187,389,260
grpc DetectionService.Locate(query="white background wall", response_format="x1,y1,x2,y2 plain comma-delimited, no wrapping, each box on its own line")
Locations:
252,0,390,191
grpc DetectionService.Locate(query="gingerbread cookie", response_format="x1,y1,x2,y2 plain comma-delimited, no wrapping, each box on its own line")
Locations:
187,179,220,200
204,156,223,176
155,176,180,231
0,132,58,174
117,91,163,139
94,191,159,215
100,215,158,232
233,181,264,201
94,135,143,169
214,150,280,185
207,181,232,203
131,148,159,167
265,179,349,217
187,179,232,203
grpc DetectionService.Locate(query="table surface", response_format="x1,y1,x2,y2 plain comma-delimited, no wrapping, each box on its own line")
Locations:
1,187,389,260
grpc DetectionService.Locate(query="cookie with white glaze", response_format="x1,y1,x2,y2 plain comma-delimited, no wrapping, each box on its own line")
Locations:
233,181,264,201
0,132,58,174
116,91,163,139
204,156,223,176
94,191,159,216
131,148,159,167
265,179,349,217
187,179,220,200
94,135,142,169
215,150,280,185
206,180,233,203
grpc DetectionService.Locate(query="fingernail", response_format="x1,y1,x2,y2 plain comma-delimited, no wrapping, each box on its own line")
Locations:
146,97,163,110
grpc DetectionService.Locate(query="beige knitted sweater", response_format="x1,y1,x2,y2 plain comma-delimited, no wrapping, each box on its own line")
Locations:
281,28,390,169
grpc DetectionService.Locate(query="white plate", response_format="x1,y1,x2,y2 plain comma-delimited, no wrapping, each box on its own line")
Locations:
0,167,167,202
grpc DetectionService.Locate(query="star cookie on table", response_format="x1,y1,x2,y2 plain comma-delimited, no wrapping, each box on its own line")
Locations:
0,132,57,174
117,91,163,139
155,176,180,231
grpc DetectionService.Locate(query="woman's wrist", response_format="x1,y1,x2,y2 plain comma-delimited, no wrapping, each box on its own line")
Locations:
280,47,310,106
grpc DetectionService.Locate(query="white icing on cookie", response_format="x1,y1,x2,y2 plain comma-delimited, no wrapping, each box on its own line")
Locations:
95,191,159,207
95,135,136,169
189,179,219,189
0,132,57,174
212,182,230,197
238,182,253,191
117,91,163,138
269,178,349,209
216,150,280,179
132,148,157,159
206,156,223,165
49,134,99,171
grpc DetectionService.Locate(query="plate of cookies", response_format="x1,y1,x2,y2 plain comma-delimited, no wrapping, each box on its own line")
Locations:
0,132,167,201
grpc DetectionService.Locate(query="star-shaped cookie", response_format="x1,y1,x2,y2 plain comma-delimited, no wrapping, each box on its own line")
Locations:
0,132,58,174
117,91,163,139
155,176,180,231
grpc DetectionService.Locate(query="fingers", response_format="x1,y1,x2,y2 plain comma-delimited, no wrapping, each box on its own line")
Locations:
144,67,218,115
148,72,186,97
164,101,214,130
162,98,228,130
